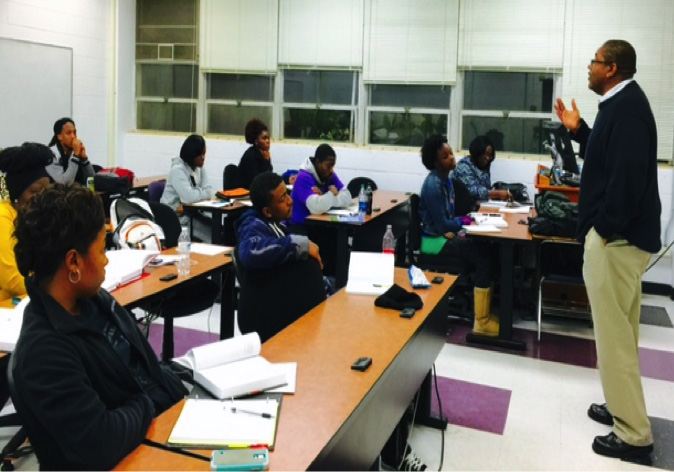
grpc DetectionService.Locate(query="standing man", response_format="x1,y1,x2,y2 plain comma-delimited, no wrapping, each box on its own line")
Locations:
555,40,661,461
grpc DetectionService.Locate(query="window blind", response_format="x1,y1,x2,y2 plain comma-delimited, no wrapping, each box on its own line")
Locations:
459,0,565,71
363,0,459,84
278,0,363,68
200,0,278,74
561,0,674,162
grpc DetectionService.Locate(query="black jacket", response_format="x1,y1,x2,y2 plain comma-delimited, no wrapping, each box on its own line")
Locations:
11,279,187,470
572,81,661,253
236,146,273,189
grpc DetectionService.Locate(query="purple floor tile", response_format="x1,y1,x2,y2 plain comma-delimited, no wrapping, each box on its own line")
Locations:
430,376,511,435
146,324,218,359
448,324,674,382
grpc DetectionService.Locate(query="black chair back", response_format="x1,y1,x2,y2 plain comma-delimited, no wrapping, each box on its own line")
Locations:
347,177,377,197
148,202,181,248
452,178,474,216
223,164,239,190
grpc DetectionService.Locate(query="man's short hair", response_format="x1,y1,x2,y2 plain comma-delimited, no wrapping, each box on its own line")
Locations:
602,39,637,79
250,172,284,213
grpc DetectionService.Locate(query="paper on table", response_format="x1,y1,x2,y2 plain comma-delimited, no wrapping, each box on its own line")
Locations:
0,297,29,352
346,252,395,295
499,206,532,214
479,200,508,209
327,204,358,216
190,243,233,256
463,224,501,233
168,398,280,449
265,363,297,394
192,200,232,208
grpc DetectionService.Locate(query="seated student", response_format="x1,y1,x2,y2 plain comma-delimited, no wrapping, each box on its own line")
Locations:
0,143,51,301
47,117,95,185
161,133,213,227
236,118,273,189
419,135,499,336
452,135,509,207
289,143,351,225
10,184,187,471
235,172,326,342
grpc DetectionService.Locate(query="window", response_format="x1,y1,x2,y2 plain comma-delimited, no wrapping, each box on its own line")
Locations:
461,71,554,154
136,0,199,132
206,74,274,136
368,85,450,146
283,70,357,142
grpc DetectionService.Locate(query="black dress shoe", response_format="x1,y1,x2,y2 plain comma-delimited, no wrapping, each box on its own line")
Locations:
592,432,653,460
588,403,613,425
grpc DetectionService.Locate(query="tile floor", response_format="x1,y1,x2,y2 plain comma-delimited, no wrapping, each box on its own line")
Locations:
2,293,673,471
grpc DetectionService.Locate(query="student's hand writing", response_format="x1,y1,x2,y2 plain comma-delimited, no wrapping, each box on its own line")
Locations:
309,242,323,269
72,139,88,160
554,98,581,133
444,232,455,240
328,185,339,196
311,187,323,195
489,189,509,201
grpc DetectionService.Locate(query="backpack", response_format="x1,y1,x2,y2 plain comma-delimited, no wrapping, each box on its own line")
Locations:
110,197,165,250
528,191,578,238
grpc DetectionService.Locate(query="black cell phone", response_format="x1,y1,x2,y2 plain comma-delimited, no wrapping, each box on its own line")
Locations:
431,276,444,284
351,357,372,371
159,273,178,282
400,308,416,318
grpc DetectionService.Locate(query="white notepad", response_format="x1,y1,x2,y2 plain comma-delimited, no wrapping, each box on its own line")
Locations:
168,398,280,449
346,252,395,296
0,298,29,352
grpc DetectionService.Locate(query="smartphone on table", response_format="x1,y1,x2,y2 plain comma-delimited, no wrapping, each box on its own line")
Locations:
211,449,269,471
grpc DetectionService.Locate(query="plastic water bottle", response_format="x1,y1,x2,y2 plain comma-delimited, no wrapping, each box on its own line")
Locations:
382,224,395,254
358,185,368,221
177,225,191,276
365,184,373,215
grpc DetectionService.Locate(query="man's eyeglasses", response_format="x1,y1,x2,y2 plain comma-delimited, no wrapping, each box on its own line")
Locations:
589,59,613,66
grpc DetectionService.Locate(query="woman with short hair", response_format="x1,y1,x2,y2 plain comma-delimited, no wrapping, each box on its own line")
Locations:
0,143,51,300
11,184,187,470
236,118,273,189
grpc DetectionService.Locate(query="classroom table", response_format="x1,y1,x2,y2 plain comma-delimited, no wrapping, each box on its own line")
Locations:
182,199,251,246
305,190,410,289
114,268,456,471
463,209,534,351
111,247,237,339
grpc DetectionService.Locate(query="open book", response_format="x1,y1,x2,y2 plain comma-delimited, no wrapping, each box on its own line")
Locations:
103,249,159,292
346,252,394,296
168,397,280,449
172,333,287,400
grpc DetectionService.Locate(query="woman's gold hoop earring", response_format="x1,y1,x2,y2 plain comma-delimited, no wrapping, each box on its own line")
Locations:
68,269,81,284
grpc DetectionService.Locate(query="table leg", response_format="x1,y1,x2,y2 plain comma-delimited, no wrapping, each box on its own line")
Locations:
411,370,448,430
466,240,527,351
211,213,223,245
334,226,350,289
220,266,236,339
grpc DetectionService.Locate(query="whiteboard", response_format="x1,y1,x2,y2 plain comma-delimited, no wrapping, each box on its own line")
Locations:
0,38,72,149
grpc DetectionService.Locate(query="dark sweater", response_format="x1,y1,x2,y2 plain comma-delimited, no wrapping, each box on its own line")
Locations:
237,146,273,189
11,279,187,470
572,81,661,253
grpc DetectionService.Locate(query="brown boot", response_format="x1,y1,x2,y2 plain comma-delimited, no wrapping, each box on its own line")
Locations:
473,286,499,336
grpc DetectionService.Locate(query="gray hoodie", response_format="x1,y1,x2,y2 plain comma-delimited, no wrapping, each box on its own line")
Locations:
160,157,212,223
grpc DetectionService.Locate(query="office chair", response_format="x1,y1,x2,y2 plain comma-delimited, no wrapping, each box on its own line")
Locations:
451,178,474,216
144,202,219,361
407,194,473,322
147,180,166,203
536,239,588,340
222,164,239,190
232,246,326,343
1,356,31,472
347,177,377,198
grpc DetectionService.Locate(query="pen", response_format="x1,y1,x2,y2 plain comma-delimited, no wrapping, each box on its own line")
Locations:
229,407,275,419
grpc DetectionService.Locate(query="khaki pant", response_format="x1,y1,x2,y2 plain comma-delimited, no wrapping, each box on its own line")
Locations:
583,227,652,446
